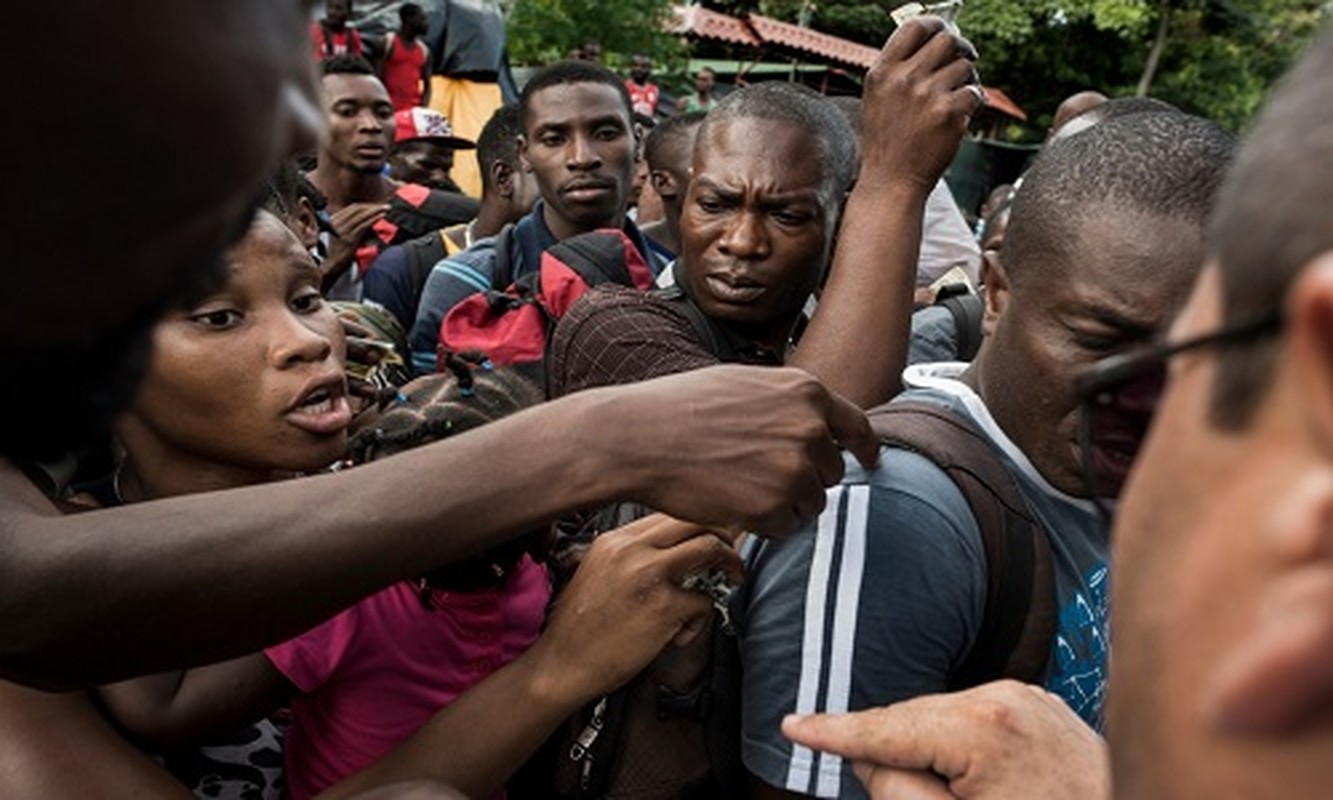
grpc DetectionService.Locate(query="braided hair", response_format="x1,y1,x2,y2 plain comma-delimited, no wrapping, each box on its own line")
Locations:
348,355,547,603
349,354,543,462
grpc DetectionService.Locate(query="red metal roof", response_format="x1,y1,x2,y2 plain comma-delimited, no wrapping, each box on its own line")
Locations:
672,5,760,47
672,4,1027,121
746,13,880,69
979,86,1026,121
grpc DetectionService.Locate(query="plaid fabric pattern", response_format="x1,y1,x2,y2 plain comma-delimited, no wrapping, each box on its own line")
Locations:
547,285,779,398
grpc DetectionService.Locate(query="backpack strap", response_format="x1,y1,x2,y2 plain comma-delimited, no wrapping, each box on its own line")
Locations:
867,400,1057,687
653,284,741,363
705,586,746,797
938,293,986,362
405,231,450,302
544,230,656,292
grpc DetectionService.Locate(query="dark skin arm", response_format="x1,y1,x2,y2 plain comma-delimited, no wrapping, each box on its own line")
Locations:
6,517,738,799
367,33,388,74
0,364,877,689
322,514,742,800
788,16,980,409
419,44,432,108
97,655,294,750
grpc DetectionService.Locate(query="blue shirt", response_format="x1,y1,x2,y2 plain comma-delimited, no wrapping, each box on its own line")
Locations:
740,363,1110,798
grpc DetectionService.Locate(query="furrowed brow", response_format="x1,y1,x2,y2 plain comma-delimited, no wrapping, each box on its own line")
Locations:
757,192,821,211
1076,304,1157,338
692,178,740,200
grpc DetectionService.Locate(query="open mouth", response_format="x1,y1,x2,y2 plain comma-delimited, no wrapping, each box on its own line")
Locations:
1096,440,1136,472
286,384,353,436
1082,421,1143,493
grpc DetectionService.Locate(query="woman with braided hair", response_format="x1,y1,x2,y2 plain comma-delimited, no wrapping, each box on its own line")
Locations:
0,205,744,799
92,277,555,798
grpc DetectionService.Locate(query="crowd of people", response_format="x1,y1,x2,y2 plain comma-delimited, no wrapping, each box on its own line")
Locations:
3,1,1333,799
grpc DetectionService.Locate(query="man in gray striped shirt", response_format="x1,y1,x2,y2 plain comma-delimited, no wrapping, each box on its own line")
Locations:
741,110,1236,799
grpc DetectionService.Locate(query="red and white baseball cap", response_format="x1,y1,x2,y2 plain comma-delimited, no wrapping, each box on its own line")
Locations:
393,107,476,149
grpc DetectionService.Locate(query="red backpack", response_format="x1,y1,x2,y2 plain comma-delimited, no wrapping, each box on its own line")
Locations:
437,228,656,384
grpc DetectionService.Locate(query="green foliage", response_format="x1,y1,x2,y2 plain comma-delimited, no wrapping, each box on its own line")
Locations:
1089,0,1153,34
743,0,1324,137
506,0,687,70
816,2,893,41
959,0,1322,134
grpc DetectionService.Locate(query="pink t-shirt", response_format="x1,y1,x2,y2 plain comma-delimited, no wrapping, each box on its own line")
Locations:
266,555,549,800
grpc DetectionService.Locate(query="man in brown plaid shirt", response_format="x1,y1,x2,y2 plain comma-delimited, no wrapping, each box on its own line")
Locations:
548,18,983,408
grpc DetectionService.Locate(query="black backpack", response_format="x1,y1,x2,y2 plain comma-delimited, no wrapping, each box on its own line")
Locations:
938,291,986,363
511,288,752,800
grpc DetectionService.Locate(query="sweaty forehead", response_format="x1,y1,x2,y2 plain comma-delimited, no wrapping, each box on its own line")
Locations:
322,74,390,106
227,211,320,279
1034,206,1206,329
694,117,824,193
525,83,630,132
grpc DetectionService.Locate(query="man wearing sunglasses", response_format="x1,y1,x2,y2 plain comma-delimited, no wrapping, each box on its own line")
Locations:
779,24,1333,800
1107,29,1333,797
741,108,1236,798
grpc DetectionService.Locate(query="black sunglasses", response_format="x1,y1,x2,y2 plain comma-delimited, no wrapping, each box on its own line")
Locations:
1076,307,1282,514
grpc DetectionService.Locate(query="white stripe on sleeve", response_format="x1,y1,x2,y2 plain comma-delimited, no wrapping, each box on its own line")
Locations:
814,484,870,796
786,486,844,794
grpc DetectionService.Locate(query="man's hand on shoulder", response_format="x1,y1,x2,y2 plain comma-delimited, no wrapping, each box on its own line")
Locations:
782,680,1109,800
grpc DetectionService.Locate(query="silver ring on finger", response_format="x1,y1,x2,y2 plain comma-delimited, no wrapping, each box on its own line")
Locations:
967,84,986,113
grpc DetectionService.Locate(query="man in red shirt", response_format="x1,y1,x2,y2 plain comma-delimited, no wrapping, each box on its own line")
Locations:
625,54,660,119
311,0,365,63
380,2,432,111
308,56,476,298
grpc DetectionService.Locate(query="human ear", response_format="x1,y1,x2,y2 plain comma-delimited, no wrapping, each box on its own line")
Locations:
292,197,321,251
516,134,532,173
980,250,1009,337
492,161,513,199
1283,253,1333,453
1202,255,1333,735
649,169,675,198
